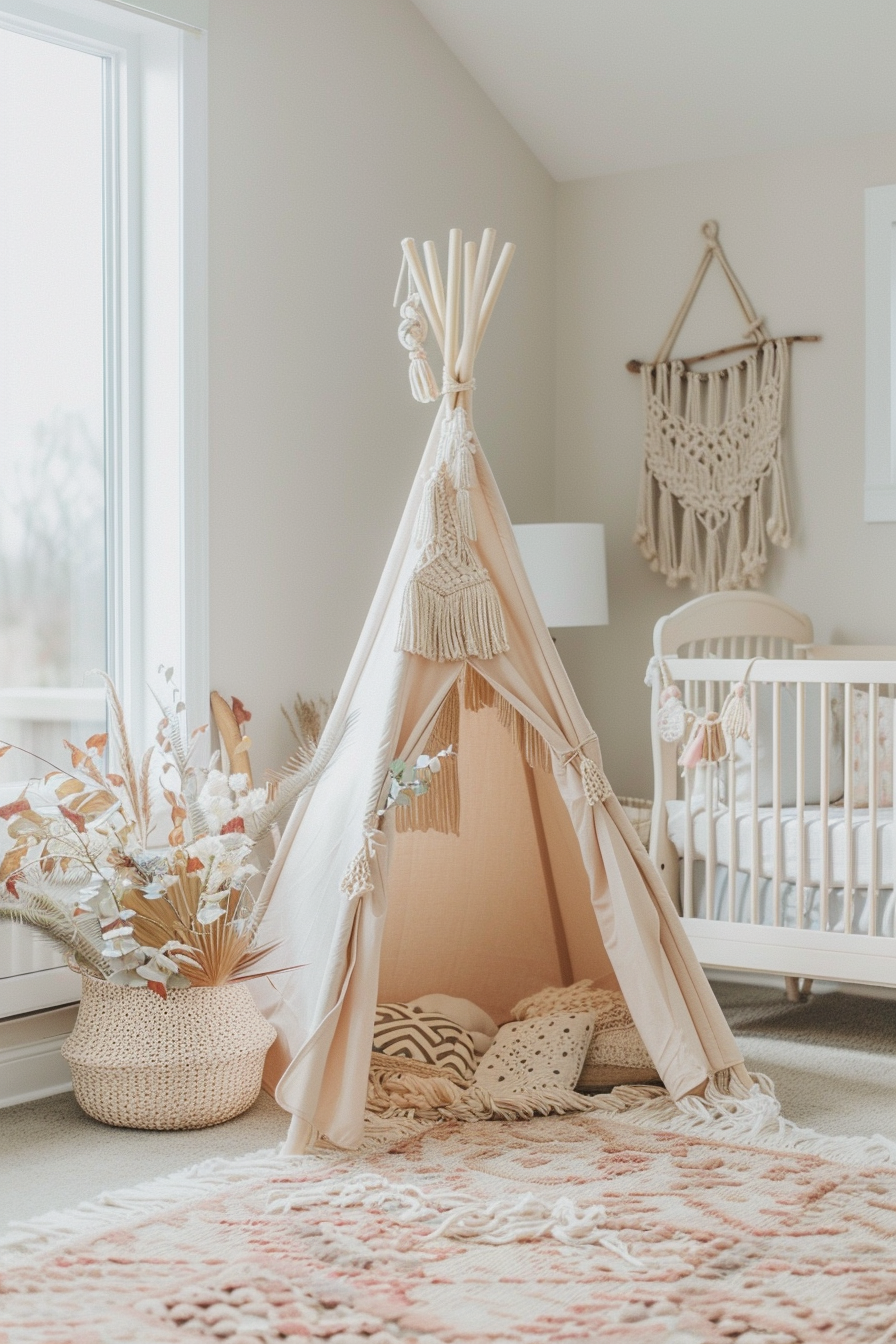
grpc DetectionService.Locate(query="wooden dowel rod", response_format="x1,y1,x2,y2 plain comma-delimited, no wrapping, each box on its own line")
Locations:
401,238,445,353
444,228,462,384
459,227,495,383
626,333,820,373
475,241,515,354
462,240,477,362
422,240,445,327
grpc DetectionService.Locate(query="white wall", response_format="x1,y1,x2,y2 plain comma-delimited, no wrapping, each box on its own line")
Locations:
208,0,556,771
555,132,896,798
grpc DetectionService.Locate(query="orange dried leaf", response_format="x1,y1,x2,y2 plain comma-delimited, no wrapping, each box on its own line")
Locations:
185,856,203,873
0,800,30,822
231,698,252,727
86,733,108,753
106,773,125,787
59,805,87,833
56,778,84,800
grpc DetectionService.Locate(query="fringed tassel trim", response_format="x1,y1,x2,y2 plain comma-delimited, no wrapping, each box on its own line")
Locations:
395,680,461,835
463,664,553,773
397,566,508,662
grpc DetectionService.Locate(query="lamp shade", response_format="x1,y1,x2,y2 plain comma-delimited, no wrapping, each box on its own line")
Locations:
512,523,609,628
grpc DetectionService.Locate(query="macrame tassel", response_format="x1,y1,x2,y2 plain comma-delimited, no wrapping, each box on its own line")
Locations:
719,682,751,746
766,455,791,548
340,843,375,898
703,526,721,596
676,506,699,586
720,506,743,591
656,487,678,587
580,756,612,806
408,350,439,403
679,712,727,769
396,679,461,835
413,471,439,548
633,461,658,568
741,490,765,588
397,567,508,663
438,407,479,540
656,684,686,743
398,294,439,403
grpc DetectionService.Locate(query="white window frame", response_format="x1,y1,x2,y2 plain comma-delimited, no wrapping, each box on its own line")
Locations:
865,184,896,522
0,0,208,746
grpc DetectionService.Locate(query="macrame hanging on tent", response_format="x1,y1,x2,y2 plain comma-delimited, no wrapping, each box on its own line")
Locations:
629,221,820,594
393,232,512,663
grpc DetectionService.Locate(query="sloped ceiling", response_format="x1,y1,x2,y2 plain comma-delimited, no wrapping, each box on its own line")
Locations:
412,0,896,181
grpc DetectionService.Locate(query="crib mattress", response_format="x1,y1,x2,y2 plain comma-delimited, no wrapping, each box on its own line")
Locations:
666,800,896,890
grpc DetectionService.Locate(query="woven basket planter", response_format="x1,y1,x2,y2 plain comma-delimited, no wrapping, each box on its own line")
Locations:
62,977,277,1130
618,796,653,847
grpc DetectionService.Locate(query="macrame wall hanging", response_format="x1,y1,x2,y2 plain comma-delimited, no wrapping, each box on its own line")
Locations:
629,221,820,594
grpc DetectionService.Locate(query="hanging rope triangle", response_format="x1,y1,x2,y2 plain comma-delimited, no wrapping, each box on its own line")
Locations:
633,221,796,594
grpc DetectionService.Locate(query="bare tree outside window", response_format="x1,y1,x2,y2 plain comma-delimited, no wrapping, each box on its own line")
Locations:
0,27,106,788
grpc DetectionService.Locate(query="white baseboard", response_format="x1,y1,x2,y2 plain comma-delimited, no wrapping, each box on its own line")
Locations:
0,1005,77,1109
706,967,896,1001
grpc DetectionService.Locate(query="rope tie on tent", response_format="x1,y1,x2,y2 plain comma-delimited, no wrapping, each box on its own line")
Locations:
561,735,612,806
442,375,476,395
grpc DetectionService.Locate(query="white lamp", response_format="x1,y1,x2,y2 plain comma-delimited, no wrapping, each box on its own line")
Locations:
512,523,609,628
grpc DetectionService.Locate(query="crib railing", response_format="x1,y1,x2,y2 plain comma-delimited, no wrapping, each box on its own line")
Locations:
650,655,896,989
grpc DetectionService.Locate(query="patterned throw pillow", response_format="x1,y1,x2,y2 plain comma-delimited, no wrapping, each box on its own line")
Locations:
472,1012,595,1093
511,981,659,1091
372,1002,476,1081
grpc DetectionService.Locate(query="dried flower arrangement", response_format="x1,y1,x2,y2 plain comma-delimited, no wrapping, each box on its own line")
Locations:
0,672,339,997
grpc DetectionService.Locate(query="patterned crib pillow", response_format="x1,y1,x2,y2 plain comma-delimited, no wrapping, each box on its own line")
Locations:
372,1002,476,1081
511,981,659,1091
473,1012,595,1093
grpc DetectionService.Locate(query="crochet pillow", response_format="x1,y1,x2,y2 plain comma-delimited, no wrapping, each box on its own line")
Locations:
511,981,659,1091
372,1002,476,1081
473,1012,594,1093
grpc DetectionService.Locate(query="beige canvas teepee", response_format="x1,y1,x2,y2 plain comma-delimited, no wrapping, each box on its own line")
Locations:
253,228,748,1155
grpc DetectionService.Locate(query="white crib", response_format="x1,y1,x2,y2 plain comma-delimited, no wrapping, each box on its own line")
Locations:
648,591,896,994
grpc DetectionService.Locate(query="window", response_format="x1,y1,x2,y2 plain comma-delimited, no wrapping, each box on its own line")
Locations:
865,184,896,522
0,0,208,790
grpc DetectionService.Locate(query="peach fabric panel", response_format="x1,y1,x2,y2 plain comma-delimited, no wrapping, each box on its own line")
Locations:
379,706,568,1024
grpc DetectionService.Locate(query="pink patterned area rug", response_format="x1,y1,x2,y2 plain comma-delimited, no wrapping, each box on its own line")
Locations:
3,1112,896,1344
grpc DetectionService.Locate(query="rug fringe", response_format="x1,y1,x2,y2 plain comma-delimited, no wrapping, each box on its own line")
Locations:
0,1148,314,1263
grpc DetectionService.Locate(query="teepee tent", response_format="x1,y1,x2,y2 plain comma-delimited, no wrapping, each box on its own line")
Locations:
254,228,749,1155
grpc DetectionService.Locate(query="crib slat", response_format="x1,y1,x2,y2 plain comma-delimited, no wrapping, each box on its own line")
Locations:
820,681,831,934
728,725,737,923
796,681,806,930
750,679,760,925
844,683,855,934
683,765,695,919
869,681,879,937
706,761,717,919
772,682,782,926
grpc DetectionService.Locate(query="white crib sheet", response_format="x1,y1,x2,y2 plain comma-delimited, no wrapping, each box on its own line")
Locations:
666,800,895,890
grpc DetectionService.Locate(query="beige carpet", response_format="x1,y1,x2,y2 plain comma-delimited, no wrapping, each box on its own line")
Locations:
3,981,896,1231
